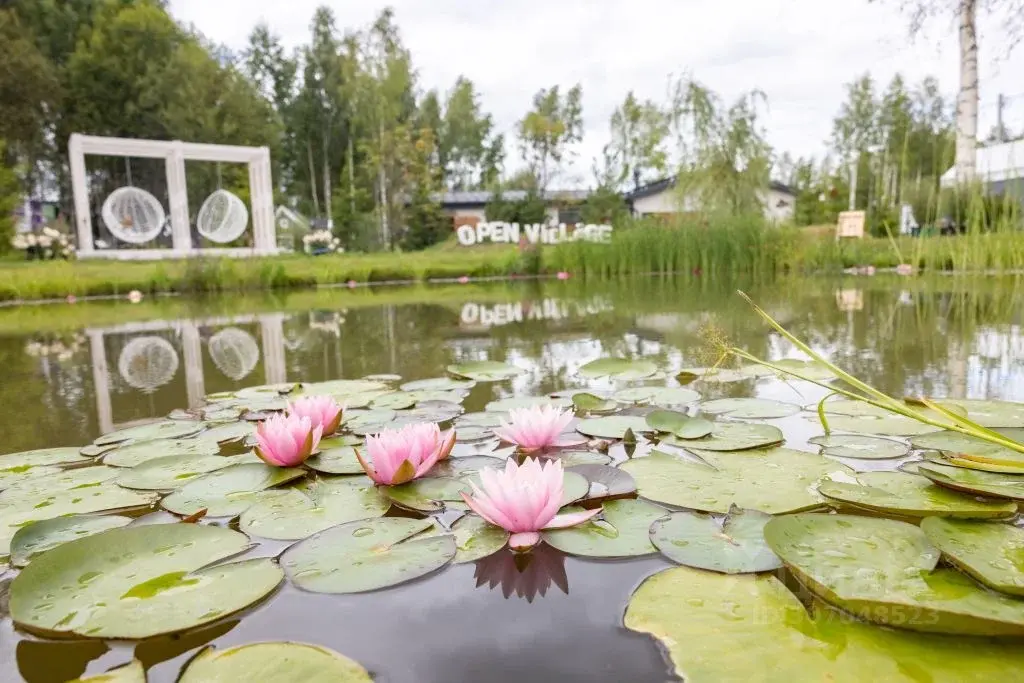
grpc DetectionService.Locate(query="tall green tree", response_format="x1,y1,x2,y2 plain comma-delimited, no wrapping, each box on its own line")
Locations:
440,77,500,190
517,84,583,190
606,92,669,190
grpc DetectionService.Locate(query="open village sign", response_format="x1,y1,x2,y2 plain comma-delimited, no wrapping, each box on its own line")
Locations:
456,222,613,247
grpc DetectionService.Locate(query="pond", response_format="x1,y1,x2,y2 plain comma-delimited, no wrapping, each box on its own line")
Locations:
1,275,1024,682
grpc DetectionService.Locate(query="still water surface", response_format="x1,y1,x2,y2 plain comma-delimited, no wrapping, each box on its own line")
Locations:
1,275,1022,682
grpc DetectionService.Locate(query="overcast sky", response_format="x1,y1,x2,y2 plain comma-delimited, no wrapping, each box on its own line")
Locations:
169,0,1024,187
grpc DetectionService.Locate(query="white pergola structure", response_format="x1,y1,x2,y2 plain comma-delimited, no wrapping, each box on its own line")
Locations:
69,133,277,259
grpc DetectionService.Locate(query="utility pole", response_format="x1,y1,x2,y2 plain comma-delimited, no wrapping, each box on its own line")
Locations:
997,93,1007,142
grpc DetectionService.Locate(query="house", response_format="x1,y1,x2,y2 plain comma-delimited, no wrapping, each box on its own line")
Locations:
623,176,797,222
940,140,1024,196
436,190,590,230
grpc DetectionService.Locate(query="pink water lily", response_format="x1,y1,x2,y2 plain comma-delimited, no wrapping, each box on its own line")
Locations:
356,422,456,485
288,395,343,435
462,457,600,550
254,413,322,467
494,405,575,451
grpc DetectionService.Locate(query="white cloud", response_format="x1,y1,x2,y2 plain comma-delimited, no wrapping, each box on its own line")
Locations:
170,0,1024,186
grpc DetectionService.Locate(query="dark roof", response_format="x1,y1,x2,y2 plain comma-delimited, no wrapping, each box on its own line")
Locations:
623,176,796,201
436,189,590,208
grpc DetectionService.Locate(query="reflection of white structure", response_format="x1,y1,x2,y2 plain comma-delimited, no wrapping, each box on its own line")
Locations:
69,134,276,259
117,336,179,392
209,327,260,381
88,313,287,433
459,297,614,330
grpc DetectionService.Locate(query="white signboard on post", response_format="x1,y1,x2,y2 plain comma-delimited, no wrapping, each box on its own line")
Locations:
456,222,612,247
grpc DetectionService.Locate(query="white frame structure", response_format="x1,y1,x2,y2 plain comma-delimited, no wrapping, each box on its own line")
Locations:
69,133,277,259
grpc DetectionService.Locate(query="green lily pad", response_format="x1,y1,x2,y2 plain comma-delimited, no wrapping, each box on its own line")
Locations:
454,427,495,442
117,454,254,490
9,524,282,639
544,499,664,558
11,514,133,567
910,429,1024,469
621,448,850,514
199,422,255,444
103,439,220,468
161,464,306,517
0,446,89,470
239,477,389,541
572,392,619,413
663,422,784,451
428,515,508,564
808,434,910,459
765,513,1024,635
0,481,156,556
485,396,573,412
306,447,364,475
645,410,713,439
238,382,300,398
343,408,396,432
678,367,751,383
612,386,702,407
456,412,503,428
94,420,205,446
299,379,388,398
447,361,523,382
318,434,363,449
921,517,1024,597
549,451,613,467
400,377,476,392
579,358,658,380
917,462,1024,501
426,455,505,479
566,464,636,499
649,507,781,574
951,399,1024,428
80,443,118,458
818,472,1017,519
281,517,456,593
369,391,417,410
0,465,122,502
383,477,471,513
699,398,801,419
575,416,653,439
70,659,145,682
764,358,838,381
179,642,372,683
0,464,61,491
817,414,943,436
625,566,1024,682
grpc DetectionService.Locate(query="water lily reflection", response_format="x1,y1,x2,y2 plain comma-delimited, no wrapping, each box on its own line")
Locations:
473,544,569,602
494,405,575,452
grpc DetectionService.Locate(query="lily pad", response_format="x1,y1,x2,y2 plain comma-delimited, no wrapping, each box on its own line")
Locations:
456,412,503,428
11,514,133,567
579,358,658,380
818,414,943,437
645,410,713,439
699,398,801,419
917,462,1024,501
765,358,838,381
621,448,849,514
951,399,1024,428
543,499,664,558
0,446,89,470
485,396,572,412
342,408,397,433
161,464,306,517
281,517,456,593
808,434,909,460
199,422,255,444
400,377,476,392
576,416,653,439
910,429,1024,469
79,443,118,458
677,367,751,383
383,477,471,513
238,382,299,398
612,386,701,407
765,513,1024,635
239,477,390,541
447,361,524,382
179,642,372,683
306,447,364,475
117,454,254,490
426,455,505,479
566,464,636,499
0,464,61,491
649,507,781,574
94,420,205,446
299,379,388,398
318,434,363,448
572,392,619,413
70,659,145,682
0,482,156,556
921,517,1024,597
625,566,1024,682
103,439,220,468
663,422,784,451
9,524,283,638
818,471,1017,519
369,391,417,410
548,451,613,467
429,515,508,564
0,465,122,501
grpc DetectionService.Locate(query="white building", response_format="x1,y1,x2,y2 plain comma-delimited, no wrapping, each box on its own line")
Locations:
940,139,1024,195
623,176,797,222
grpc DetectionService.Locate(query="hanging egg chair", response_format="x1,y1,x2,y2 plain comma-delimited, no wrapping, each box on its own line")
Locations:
102,187,166,244
117,336,179,392
197,189,249,244
208,327,259,381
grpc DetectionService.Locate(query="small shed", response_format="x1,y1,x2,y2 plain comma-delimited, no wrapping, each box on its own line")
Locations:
623,176,797,222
